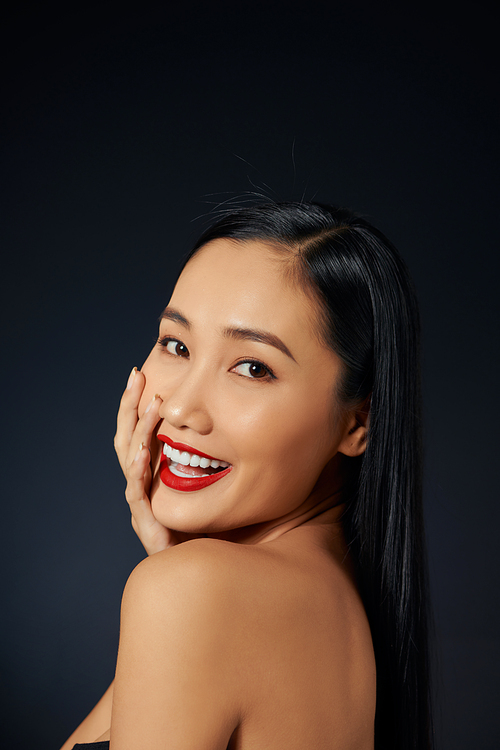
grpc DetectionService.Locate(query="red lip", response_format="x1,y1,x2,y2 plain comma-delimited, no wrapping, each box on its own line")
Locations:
159,453,232,492
157,434,222,462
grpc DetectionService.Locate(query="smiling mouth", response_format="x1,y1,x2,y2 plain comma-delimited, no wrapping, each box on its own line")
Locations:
157,434,232,491
162,442,231,478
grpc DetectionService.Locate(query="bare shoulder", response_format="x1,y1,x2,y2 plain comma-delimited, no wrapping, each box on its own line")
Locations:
119,537,303,672
123,536,260,607
124,533,367,638
121,538,254,654
113,539,252,749
114,536,375,749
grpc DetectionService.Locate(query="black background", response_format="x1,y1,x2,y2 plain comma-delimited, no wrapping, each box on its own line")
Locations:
1,3,499,748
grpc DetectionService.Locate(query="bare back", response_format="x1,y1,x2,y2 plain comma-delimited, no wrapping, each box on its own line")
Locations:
221,522,376,750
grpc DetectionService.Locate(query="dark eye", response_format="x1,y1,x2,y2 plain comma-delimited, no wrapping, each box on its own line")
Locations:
232,361,274,379
159,338,190,358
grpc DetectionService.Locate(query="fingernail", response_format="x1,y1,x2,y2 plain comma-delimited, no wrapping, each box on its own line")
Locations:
145,393,160,413
127,366,138,390
134,442,145,461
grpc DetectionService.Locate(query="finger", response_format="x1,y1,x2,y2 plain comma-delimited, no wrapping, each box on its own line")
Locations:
125,443,158,537
125,443,175,554
114,367,146,469
123,393,163,471
115,366,144,446
125,442,152,511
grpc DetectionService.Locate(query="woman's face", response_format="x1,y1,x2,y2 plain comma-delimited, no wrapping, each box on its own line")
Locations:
141,238,348,535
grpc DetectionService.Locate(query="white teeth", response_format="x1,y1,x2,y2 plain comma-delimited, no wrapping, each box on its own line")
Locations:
162,442,230,470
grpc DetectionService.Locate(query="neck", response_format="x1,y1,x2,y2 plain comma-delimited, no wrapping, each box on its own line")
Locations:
208,453,350,545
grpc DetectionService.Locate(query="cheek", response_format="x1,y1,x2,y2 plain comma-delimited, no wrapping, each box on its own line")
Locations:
233,388,338,472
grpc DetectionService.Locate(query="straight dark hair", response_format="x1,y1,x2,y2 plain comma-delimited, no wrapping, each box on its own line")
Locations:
183,201,433,750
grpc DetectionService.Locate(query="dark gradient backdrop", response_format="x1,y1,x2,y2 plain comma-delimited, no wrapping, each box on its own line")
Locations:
1,3,498,749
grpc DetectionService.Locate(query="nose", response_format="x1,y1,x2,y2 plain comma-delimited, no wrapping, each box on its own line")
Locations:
158,368,214,436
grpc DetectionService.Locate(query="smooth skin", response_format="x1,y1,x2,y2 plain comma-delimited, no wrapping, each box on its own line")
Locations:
60,239,376,750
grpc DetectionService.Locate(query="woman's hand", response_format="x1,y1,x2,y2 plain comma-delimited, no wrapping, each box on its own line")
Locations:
114,367,179,555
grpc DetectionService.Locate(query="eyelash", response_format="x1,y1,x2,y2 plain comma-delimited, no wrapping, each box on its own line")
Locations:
156,336,277,381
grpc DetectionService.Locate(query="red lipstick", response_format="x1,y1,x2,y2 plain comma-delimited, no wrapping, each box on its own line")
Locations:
157,435,232,492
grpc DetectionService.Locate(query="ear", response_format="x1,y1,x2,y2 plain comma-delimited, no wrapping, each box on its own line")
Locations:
337,397,370,458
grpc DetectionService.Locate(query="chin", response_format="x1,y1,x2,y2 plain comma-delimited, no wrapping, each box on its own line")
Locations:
149,482,230,535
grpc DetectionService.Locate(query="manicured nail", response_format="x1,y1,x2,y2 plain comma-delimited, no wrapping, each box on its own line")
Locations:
134,442,145,461
127,366,138,390
145,393,160,413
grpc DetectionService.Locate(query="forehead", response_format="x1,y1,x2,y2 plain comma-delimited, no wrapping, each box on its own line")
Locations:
172,239,318,336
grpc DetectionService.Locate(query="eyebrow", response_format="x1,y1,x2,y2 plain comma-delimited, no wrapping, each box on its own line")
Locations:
160,306,297,363
159,307,191,329
222,326,297,363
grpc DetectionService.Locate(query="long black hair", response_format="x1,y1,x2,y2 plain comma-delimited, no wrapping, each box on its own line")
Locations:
183,202,433,750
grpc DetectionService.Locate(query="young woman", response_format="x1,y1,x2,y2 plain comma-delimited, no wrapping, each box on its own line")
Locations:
61,202,433,750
